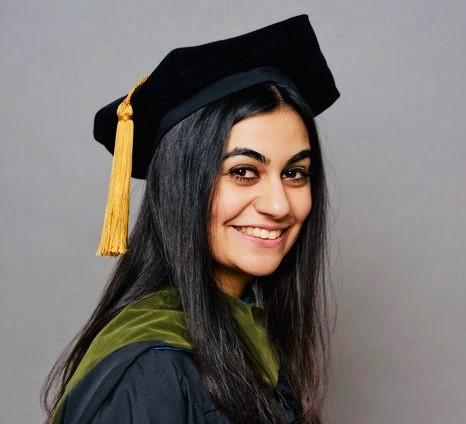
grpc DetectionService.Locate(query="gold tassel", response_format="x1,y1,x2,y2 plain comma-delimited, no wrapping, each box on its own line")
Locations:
96,75,148,256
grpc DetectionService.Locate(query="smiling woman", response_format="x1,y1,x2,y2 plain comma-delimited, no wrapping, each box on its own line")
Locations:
41,14,339,424
211,106,314,299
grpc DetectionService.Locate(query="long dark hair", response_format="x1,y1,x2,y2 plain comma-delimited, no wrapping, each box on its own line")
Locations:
41,81,334,423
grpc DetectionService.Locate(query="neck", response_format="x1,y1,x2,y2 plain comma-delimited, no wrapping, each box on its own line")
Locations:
214,266,254,299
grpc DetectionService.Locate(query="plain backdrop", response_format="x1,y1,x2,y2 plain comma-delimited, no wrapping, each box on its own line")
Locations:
1,1,465,423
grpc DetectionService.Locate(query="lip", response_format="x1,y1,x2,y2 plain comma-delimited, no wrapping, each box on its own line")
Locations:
232,224,290,231
231,226,288,248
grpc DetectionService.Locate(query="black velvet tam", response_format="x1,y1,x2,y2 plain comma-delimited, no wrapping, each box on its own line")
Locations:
93,14,340,179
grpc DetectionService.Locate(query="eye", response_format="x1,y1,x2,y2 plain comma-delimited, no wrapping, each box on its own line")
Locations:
282,168,312,184
229,166,258,183
228,166,312,184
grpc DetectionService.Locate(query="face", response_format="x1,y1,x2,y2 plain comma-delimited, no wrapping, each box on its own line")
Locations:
209,105,313,298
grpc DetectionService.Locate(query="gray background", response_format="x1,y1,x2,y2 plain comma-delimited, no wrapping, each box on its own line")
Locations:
1,1,465,423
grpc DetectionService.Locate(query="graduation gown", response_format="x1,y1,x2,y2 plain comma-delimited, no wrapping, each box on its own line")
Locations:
51,288,301,423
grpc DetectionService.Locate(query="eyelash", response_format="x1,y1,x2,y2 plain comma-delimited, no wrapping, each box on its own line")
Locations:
229,166,312,184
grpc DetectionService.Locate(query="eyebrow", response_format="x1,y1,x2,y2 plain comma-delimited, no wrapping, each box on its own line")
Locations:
221,147,312,167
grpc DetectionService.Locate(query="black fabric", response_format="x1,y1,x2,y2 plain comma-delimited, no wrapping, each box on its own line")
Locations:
58,341,301,423
153,66,300,147
93,13,340,179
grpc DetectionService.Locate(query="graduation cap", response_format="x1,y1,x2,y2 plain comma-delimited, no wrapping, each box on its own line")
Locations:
94,13,340,256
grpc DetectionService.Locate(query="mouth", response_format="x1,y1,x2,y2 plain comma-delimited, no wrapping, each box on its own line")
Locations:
231,225,289,247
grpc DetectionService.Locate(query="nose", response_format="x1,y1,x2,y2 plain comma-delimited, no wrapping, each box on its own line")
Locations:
253,176,291,219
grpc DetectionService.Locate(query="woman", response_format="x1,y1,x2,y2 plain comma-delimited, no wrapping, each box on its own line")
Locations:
41,14,340,424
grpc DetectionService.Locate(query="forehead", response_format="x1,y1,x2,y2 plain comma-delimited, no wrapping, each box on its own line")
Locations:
226,106,310,153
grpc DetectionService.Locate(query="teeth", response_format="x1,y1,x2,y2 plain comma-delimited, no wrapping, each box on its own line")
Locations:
236,226,284,240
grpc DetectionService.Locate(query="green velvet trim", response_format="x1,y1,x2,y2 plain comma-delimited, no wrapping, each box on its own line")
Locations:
51,287,279,423
222,290,280,386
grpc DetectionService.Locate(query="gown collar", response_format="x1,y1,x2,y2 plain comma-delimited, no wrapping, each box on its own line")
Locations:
63,286,279,401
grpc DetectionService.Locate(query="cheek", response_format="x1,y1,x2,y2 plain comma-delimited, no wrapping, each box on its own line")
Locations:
209,184,248,259
209,183,246,249
212,183,249,225
292,189,312,223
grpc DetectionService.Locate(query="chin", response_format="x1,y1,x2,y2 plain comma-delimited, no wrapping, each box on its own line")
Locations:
236,260,282,277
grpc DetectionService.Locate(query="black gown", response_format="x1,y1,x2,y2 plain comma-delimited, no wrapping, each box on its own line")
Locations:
52,287,302,423
57,341,301,423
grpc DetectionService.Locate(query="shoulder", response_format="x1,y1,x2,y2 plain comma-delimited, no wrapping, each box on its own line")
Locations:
90,347,190,423
58,341,225,424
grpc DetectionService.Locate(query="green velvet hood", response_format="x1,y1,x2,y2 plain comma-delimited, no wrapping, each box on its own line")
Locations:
51,287,279,423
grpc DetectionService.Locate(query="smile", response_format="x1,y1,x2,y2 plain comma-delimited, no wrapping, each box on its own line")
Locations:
231,226,288,247
234,226,284,240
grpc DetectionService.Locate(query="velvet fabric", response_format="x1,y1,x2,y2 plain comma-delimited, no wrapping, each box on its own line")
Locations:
93,13,340,179
52,342,300,423
51,287,280,423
